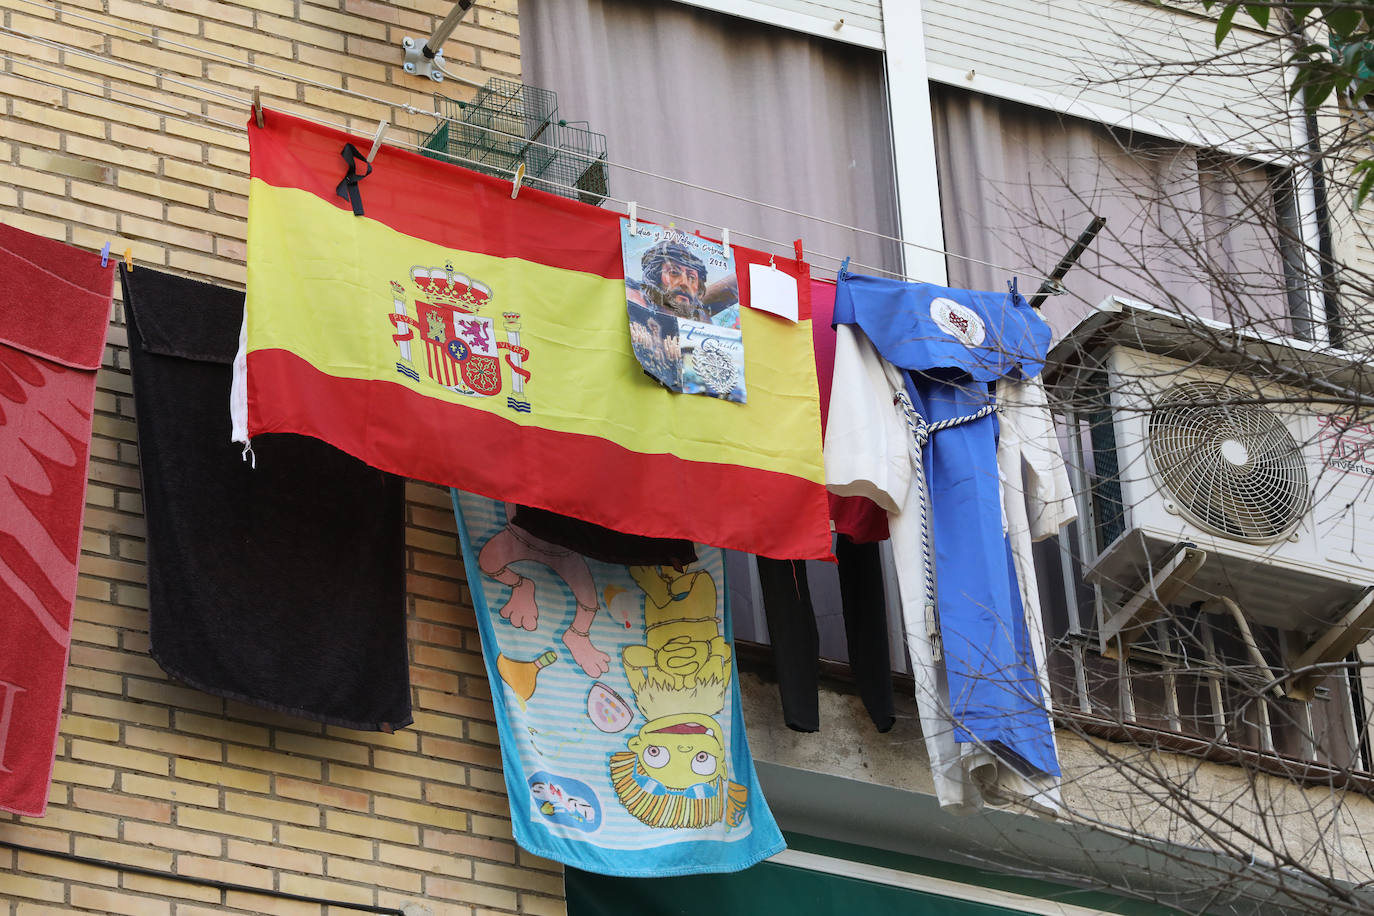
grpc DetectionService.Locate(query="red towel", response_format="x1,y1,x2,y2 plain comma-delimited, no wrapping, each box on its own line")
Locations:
0,223,112,817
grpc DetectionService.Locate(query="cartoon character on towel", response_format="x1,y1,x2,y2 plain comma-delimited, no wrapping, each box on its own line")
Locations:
608,564,747,829
478,506,611,678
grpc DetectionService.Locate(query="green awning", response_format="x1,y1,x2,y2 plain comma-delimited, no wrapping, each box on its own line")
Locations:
567,861,1029,915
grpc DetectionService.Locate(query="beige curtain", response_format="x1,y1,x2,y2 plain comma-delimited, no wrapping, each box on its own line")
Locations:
932,84,1297,340
519,0,902,276
521,0,903,658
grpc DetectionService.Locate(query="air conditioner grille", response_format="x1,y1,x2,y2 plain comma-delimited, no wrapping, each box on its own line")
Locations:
1147,381,1308,542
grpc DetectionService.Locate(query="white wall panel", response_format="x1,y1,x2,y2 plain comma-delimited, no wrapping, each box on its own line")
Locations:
922,0,1292,159
672,0,884,48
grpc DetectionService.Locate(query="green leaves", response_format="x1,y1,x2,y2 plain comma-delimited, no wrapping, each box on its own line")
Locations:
1209,2,1373,46
1326,5,1364,38
1216,2,1240,45
1352,160,1374,206
1196,4,1374,200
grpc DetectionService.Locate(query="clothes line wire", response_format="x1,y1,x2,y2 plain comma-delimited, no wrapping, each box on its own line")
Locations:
0,41,898,281
10,0,1060,285
2,21,1057,284
0,55,246,141
1,26,248,110
4,63,893,279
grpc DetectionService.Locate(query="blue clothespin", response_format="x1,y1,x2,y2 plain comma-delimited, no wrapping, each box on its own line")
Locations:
100,242,110,267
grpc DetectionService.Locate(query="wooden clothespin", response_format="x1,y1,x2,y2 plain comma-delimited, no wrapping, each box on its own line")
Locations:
100,242,110,267
252,87,264,128
366,119,389,164
510,161,526,199
123,248,133,272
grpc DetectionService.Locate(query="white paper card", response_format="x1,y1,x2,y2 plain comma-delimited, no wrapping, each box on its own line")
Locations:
747,262,799,322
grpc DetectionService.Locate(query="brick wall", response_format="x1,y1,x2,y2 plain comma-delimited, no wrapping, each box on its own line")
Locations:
0,1,567,913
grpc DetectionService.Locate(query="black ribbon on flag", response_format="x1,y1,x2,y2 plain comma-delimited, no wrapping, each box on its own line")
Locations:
335,143,373,216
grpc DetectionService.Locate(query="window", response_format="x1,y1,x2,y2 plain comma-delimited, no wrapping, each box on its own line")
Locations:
931,84,1319,343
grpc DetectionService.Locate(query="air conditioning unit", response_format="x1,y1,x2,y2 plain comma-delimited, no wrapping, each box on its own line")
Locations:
1082,345,1374,645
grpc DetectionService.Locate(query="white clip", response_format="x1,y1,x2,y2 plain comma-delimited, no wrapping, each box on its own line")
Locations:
769,252,777,271
511,161,526,199
627,201,638,235
366,119,390,164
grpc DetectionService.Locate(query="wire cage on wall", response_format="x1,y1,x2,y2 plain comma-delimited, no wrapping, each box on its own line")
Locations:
420,77,609,205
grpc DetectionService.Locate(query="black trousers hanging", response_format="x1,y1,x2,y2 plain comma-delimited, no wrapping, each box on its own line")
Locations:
757,536,896,733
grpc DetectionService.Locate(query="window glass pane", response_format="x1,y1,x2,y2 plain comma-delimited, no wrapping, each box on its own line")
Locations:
932,84,1301,341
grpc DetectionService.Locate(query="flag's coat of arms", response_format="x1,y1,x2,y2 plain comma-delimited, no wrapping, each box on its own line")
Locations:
243,110,831,561
389,265,528,406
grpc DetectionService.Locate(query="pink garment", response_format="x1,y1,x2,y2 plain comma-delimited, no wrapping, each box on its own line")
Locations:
810,278,889,543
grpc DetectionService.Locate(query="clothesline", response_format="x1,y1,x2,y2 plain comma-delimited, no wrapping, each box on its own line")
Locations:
1,39,894,283
2,49,860,280
3,3,1058,285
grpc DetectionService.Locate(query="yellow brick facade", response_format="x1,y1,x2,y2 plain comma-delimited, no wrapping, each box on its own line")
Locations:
0,0,566,913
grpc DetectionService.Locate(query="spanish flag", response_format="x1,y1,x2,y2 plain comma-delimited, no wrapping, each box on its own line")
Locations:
243,110,832,560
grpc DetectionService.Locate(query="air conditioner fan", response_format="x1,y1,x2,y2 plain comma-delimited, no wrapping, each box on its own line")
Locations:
1146,380,1308,542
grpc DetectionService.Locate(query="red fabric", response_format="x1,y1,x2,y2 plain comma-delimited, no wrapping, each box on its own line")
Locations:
248,348,830,561
0,224,110,370
0,224,111,816
732,245,812,322
810,278,890,543
249,110,627,280
247,110,834,562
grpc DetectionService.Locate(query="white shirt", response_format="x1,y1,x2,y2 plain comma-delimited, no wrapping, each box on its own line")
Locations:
824,324,1074,815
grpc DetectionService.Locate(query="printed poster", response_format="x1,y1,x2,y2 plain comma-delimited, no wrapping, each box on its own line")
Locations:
621,219,746,403
451,489,784,876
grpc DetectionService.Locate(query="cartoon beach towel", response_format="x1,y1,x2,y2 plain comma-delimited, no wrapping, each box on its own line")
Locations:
451,490,785,876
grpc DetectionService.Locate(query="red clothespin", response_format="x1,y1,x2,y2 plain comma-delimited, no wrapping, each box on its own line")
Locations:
793,238,804,267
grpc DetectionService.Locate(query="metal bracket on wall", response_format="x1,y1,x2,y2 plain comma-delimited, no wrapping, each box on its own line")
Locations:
1100,544,1207,659
1027,215,1107,309
401,0,476,83
1286,586,1374,700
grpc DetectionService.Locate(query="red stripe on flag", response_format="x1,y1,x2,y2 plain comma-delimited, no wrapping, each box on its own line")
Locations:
246,348,834,561
246,109,801,310
249,110,626,279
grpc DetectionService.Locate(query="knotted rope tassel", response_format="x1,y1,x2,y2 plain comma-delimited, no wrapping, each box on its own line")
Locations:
893,386,997,663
